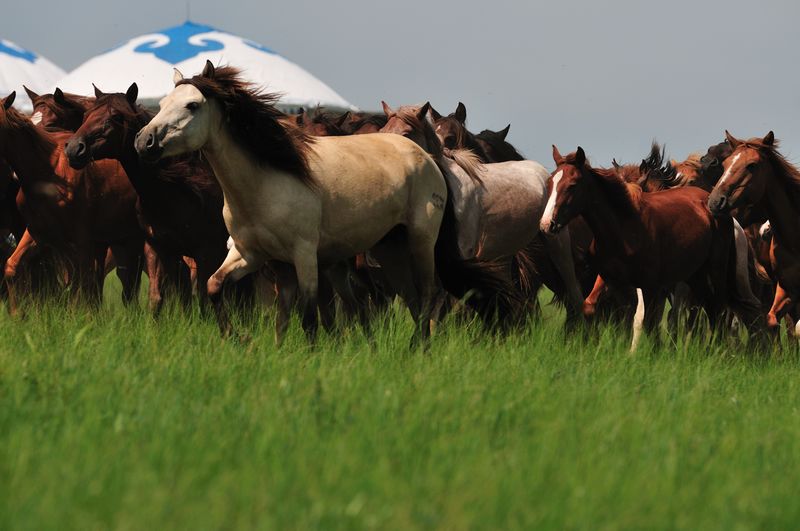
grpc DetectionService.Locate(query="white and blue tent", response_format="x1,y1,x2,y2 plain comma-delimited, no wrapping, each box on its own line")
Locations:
0,40,66,112
56,21,355,111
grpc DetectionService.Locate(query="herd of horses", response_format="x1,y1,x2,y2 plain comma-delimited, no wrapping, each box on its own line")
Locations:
0,60,796,350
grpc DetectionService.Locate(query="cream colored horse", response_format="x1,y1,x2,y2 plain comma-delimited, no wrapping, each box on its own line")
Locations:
135,62,447,344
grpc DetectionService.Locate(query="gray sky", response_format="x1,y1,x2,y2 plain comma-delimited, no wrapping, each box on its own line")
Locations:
4,0,799,168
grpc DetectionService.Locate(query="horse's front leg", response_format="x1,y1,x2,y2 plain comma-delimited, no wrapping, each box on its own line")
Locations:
767,282,795,336
543,229,583,324
583,275,608,319
4,229,38,317
207,244,261,338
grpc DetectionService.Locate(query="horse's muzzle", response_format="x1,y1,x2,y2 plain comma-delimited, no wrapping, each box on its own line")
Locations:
135,129,163,163
64,138,90,170
547,220,563,234
707,192,729,216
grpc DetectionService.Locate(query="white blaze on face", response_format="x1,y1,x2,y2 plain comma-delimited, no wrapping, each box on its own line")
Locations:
759,220,771,238
540,170,563,231
30,111,42,125
717,152,742,187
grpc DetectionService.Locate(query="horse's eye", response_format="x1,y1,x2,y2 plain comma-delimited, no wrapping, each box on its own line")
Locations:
186,102,200,112
444,136,456,149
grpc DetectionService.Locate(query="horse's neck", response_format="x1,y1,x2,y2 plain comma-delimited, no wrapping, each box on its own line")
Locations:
463,132,488,161
1,126,60,188
581,183,637,255
765,174,800,250
202,125,292,218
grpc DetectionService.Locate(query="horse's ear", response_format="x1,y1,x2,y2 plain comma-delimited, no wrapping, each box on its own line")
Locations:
296,109,305,125
335,111,351,128
575,146,586,166
552,144,563,165
763,131,775,146
612,158,621,170
381,101,394,116
429,105,442,121
498,124,511,140
201,60,215,79
125,83,138,105
417,102,431,122
93,84,104,99
454,102,467,124
23,85,39,102
53,88,66,105
173,68,185,86
725,130,741,149
3,91,15,110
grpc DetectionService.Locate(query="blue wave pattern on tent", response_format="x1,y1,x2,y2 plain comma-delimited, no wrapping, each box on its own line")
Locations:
0,41,37,63
133,21,224,64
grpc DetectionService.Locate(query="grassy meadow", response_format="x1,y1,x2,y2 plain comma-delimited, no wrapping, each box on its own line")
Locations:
2,279,800,530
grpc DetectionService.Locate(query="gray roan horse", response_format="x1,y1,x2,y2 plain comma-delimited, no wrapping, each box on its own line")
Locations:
379,102,584,322
135,62,497,345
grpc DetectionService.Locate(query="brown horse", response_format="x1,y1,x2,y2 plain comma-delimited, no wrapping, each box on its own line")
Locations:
545,146,759,347
0,92,144,310
24,86,93,131
64,83,238,312
707,131,800,334
429,103,490,160
341,111,388,135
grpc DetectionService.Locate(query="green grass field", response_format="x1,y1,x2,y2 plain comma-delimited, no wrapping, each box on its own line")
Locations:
2,281,800,530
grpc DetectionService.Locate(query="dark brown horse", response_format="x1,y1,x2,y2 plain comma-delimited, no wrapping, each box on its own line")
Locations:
65,83,236,312
475,125,524,161
707,131,800,335
0,92,144,310
545,146,759,347
341,111,388,135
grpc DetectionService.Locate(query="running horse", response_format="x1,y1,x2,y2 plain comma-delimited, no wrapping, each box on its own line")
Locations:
543,146,761,348
707,131,800,335
135,62,494,345
0,92,144,310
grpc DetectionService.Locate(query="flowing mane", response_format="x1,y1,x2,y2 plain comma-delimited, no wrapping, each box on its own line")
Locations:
394,106,485,184
345,112,388,133
565,151,641,214
177,66,315,187
746,137,800,208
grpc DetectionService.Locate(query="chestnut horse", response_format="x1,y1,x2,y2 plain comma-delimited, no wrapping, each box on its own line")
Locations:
65,83,235,312
24,86,93,131
543,146,760,348
0,92,144,309
135,62,507,345
707,131,800,335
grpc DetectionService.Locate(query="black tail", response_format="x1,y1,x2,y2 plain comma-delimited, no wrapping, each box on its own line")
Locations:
434,189,521,328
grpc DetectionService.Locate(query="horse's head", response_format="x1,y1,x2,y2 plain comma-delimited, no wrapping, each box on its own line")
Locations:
24,86,89,132
379,101,436,153
135,61,219,162
66,84,143,169
699,140,733,187
541,145,590,234
298,109,349,136
707,131,774,216
431,102,469,150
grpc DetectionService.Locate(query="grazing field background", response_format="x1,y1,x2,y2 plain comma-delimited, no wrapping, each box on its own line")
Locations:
2,278,800,530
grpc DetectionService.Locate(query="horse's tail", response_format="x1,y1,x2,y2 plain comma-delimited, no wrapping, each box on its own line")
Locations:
433,176,520,327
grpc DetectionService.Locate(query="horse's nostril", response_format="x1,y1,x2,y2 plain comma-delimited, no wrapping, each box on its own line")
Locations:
145,134,155,149
76,142,86,157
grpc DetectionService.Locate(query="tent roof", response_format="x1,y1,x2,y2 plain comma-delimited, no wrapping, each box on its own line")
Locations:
0,39,66,112
55,21,355,111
